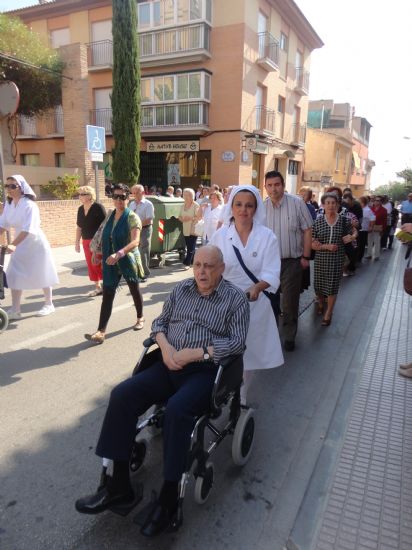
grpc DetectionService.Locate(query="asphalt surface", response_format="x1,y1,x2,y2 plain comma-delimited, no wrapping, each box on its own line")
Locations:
0,251,395,549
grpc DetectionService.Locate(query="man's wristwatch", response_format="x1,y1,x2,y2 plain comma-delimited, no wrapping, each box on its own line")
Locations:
202,346,211,361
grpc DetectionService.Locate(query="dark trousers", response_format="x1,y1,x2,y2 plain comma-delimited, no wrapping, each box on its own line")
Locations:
380,226,390,249
357,231,368,261
98,276,143,331
183,235,197,266
95,360,217,481
345,243,357,272
276,258,302,343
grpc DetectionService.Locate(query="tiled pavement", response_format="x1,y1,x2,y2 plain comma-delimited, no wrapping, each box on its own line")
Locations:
314,247,412,550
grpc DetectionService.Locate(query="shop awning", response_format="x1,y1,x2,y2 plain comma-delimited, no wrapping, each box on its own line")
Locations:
273,148,295,158
352,151,361,169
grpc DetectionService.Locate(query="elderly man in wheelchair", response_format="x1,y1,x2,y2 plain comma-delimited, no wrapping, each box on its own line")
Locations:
75,245,254,536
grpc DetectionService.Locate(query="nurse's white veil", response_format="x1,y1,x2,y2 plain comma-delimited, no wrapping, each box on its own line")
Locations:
222,185,266,226
9,174,37,200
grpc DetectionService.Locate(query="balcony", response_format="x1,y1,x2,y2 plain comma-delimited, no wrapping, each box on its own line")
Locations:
290,123,306,146
45,111,64,136
295,67,310,95
141,101,209,135
253,105,276,137
90,109,112,134
257,32,279,71
139,22,211,68
17,115,38,138
87,40,113,71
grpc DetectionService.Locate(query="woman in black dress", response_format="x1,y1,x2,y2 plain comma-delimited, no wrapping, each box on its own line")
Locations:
75,185,106,296
312,192,357,325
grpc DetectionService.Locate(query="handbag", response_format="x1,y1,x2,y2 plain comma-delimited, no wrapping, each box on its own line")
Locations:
90,210,112,255
404,244,412,296
194,219,204,237
232,245,280,320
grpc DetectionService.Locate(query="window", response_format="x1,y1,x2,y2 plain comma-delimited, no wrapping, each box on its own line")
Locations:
21,154,40,167
277,96,285,139
335,147,340,171
50,28,71,48
55,153,65,168
190,0,202,20
288,160,299,175
154,76,174,102
280,32,288,52
138,1,161,29
141,79,152,102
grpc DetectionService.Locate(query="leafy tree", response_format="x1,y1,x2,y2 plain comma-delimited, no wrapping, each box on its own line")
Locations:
374,179,412,202
111,0,140,184
0,14,63,115
396,168,412,184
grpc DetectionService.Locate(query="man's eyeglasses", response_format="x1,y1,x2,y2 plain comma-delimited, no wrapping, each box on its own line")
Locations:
113,194,127,201
5,183,19,189
78,193,90,196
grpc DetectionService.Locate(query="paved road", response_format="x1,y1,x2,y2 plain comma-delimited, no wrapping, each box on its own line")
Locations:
0,251,395,549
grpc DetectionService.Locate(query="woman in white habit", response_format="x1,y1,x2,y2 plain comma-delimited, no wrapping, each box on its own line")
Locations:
211,185,284,402
0,175,59,319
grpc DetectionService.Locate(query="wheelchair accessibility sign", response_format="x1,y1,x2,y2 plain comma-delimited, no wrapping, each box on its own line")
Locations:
86,125,106,154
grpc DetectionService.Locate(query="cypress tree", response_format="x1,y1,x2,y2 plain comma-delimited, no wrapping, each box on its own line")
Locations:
111,0,140,183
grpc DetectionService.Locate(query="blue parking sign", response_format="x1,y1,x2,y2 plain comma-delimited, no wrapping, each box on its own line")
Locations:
86,125,106,153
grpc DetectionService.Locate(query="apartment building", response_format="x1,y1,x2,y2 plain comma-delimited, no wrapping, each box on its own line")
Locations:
7,0,323,194
303,100,374,197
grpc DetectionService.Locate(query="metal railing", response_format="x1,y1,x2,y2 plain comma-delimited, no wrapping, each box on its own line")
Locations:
257,32,279,67
295,67,310,93
90,108,112,133
45,111,64,134
141,101,209,128
254,105,276,134
87,40,113,68
140,22,210,58
291,123,306,144
17,115,37,137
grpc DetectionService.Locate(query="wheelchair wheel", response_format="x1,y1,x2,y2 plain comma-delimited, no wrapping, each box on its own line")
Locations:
0,309,8,334
129,439,147,473
232,409,255,466
193,461,214,504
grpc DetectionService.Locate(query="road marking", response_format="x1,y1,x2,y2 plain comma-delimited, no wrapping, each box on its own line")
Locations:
9,322,83,351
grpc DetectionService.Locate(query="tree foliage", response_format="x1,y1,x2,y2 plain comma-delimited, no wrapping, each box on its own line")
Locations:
373,179,412,202
0,14,63,116
396,168,412,184
111,0,140,184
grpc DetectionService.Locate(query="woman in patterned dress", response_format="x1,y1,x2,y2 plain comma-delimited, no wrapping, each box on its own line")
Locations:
312,192,357,326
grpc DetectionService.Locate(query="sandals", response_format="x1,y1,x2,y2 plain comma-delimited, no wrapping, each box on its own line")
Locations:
84,331,105,344
133,317,145,331
316,301,324,315
87,288,103,297
321,316,332,326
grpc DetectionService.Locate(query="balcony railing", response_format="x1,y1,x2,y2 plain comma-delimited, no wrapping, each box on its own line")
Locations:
45,111,64,135
257,32,279,71
295,67,310,95
17,115,38,137
253,105,276,135
87,40,113,69
90,108,112,134
141,101,209,130
291,123,306,145
139,22,210,66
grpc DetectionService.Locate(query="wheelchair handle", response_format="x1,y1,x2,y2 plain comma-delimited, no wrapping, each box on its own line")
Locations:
143,337,156,348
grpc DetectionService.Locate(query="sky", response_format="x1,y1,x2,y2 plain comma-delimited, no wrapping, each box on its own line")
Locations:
1,0,412,188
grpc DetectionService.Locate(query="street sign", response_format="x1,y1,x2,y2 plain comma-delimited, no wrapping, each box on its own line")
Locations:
86,125,106,153
90,152,103,162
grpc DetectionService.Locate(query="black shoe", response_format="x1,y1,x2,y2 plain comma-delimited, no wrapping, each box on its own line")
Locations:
284,340,295,352
75,486,135,515
140,501,176,537
139,277,147,283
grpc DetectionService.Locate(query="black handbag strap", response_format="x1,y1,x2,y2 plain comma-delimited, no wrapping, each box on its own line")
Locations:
232,245,259,285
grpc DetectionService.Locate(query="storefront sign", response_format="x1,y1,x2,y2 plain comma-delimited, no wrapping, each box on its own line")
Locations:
222,151,235,162
252,141,269,155
245,137,257,150
146,141,199,152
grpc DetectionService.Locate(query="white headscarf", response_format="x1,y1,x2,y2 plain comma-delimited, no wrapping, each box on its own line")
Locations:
9,174,37,199
222,185,266,226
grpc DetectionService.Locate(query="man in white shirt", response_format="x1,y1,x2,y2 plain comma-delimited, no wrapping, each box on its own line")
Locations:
129,184,155,281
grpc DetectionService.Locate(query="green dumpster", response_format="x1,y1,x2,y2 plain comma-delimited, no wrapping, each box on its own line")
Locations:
146,196,185,266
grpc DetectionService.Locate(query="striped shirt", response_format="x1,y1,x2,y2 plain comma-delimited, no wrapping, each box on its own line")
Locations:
151,277,250,364
264,194,313,259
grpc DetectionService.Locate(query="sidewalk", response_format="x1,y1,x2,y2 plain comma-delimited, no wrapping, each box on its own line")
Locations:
288,244,412,550
3,245,85,275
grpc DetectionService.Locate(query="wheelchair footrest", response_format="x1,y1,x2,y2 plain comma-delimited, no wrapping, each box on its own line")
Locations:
109,482,144,517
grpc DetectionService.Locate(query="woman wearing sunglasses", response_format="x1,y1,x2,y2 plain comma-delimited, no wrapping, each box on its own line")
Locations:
84,183,144,344
75,185,106,296
0,174,59,319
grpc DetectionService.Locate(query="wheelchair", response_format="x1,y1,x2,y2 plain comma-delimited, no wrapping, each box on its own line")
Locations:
0,246,8,333
99,337,256,531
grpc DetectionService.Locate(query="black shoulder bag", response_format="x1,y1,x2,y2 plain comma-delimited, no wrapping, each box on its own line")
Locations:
232,245,280,322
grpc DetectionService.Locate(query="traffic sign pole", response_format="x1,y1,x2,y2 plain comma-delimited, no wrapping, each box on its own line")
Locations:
94,162,100,203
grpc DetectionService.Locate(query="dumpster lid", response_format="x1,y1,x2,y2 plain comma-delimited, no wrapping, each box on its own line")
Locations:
146,195,184,219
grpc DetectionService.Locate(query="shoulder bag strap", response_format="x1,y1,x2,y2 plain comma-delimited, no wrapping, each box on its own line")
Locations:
232,245,259,285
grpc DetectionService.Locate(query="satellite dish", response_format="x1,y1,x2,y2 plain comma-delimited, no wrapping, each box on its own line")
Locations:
0,81,20,118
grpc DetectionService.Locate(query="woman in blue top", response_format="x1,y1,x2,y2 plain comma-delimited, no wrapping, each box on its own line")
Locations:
85,184,144,344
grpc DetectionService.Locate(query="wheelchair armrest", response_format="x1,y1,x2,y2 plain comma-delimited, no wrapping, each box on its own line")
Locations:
143,337,156,348
218,354,243,369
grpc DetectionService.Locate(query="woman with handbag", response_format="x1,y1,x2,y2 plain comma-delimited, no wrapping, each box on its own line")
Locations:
178,188,200,270
211,185,284,403
75,185,106,297
84,184,144,344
